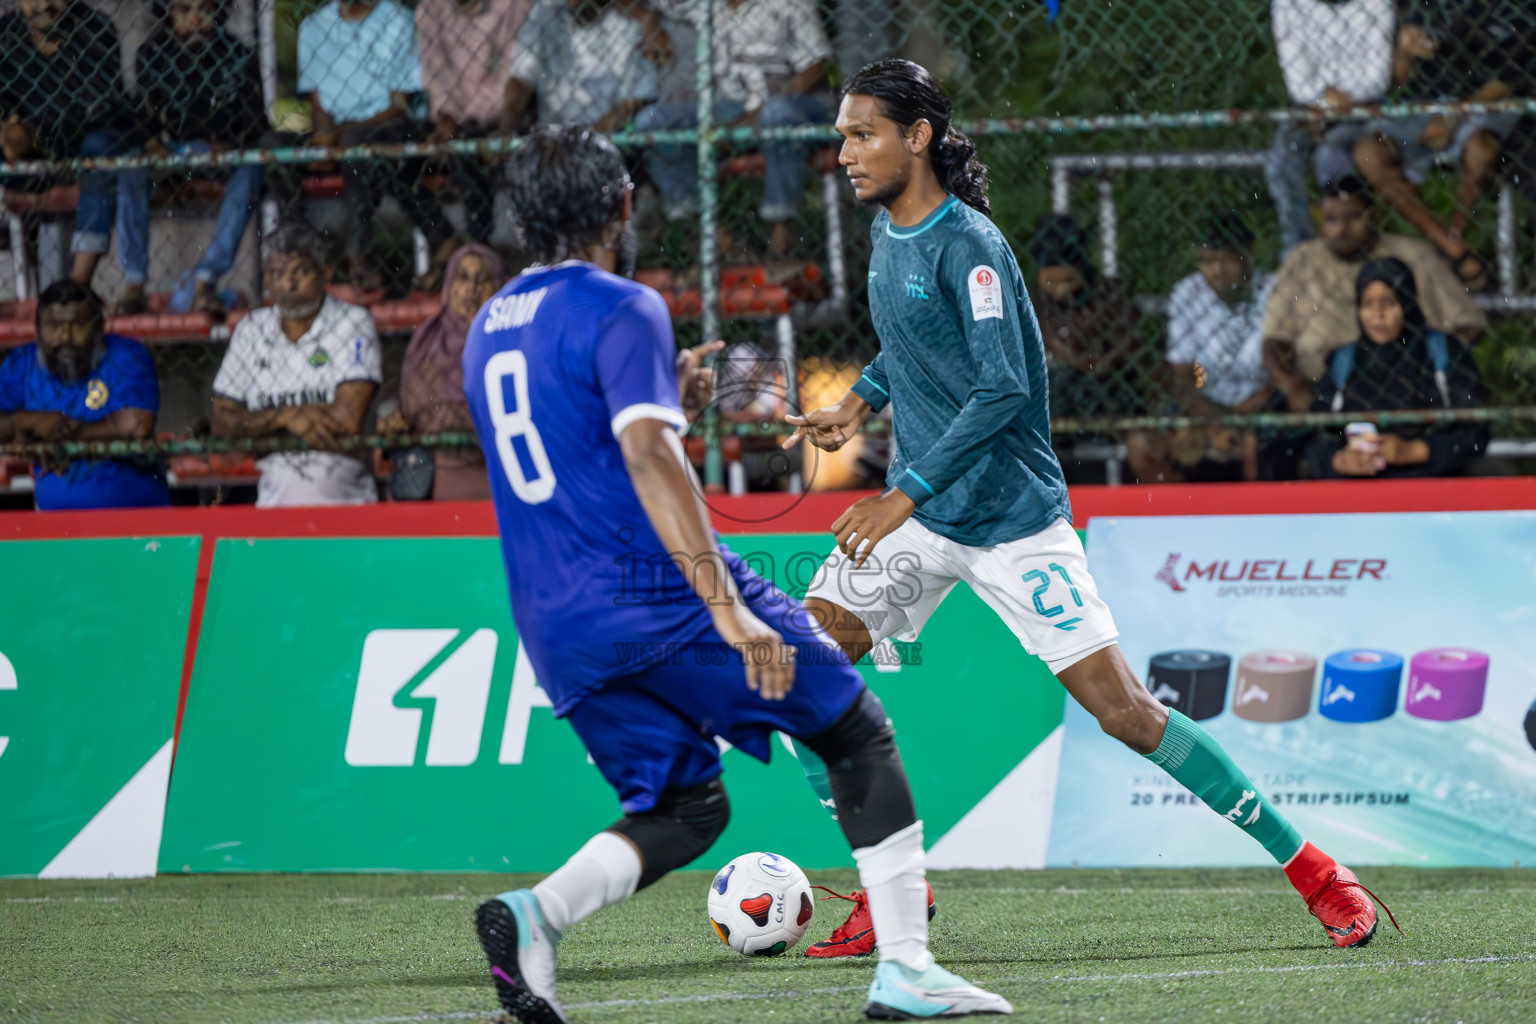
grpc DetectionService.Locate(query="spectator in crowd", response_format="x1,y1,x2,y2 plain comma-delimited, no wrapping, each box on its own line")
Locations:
500,0,662,136
298,0,458,293
416,0,531,244
1127,212,1275,484
1261,176,1485,412
0,281,170,510
1026,214,1141,420
0,0,150,313
1306,257,1487,478
635,0,833,255
1267,0,1396,252
136,0,267,318
1351,4,1534,290
385,243,507,500
210,222,382,507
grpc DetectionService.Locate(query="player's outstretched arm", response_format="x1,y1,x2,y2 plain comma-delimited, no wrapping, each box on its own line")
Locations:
782,391,872,452
618,417,797,699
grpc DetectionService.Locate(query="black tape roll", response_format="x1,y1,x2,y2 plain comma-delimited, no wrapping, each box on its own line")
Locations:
1147,650,1232,721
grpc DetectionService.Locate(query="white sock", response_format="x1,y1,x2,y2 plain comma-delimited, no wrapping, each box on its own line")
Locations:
531,831,641,935
853,820,933,972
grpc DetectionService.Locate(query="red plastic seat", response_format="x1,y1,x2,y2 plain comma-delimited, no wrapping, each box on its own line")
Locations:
302,174,346,199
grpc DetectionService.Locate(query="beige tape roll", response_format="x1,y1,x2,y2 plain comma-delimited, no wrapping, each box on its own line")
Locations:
1233,650,1316,722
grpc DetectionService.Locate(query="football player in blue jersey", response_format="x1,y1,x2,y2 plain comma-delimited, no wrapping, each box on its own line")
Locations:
461,125,1012,1022
784,60,1392,957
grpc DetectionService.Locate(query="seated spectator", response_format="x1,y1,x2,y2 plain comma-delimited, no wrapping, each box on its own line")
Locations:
1351,5,1534,290
1262,176,1485,412
136,0,267,317
1267,0,1396,252
387,244,507,500
0,281,170,510
1026,214,1140,420
210,222,382,507
416,0,531,244
1306,257,1487,478
0,0,149,313
297,0,458,292
1127,212,1275,484
501,0,661,135
635,0,833,255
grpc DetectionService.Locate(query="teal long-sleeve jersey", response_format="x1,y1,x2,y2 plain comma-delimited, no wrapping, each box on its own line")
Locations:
849,195,1070,547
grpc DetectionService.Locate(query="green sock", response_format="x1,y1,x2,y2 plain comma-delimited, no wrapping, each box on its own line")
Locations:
791,738,840,821
1145,709,1304,863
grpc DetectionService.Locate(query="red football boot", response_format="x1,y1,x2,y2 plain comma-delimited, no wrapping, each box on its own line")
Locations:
1284,842,1400,948
802,883,937,958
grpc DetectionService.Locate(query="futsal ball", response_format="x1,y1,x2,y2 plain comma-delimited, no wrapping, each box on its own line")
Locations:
706,852,815,956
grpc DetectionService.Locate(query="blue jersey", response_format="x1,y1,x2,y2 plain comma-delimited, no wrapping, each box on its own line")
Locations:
463,262,743,715
0,335,170,510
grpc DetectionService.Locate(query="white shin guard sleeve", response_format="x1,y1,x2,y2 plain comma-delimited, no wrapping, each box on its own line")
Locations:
853,820,932,971
532,831,642,935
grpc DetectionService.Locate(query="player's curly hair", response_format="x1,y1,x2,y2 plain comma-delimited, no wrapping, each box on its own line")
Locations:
506,125,630,263
843,59,991,216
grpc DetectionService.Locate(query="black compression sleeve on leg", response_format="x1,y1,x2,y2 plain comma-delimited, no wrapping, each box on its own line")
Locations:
609,778,731,890
800,689,917,850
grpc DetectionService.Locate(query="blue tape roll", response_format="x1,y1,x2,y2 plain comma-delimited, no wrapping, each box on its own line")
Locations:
1319,649,1403,723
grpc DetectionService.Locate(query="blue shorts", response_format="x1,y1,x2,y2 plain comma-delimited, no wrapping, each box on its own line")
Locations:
565,588,865,815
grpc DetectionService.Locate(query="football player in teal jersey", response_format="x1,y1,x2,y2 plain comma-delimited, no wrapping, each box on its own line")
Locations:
784,59,1395,958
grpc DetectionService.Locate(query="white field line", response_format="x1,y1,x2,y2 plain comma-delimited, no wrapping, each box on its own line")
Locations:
264,953,1536,1024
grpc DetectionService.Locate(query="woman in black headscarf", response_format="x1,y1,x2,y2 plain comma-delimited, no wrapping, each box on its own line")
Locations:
1307,257,1488,478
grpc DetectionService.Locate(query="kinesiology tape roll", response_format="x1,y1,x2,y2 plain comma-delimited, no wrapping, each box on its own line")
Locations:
1233,650,1316,723
1405,648,1489,722
1146,650,1230,721
1319,649,1402,723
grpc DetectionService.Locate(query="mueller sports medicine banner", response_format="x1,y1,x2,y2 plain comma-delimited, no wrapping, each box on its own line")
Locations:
161,535,1064,873
1050,511,1536,868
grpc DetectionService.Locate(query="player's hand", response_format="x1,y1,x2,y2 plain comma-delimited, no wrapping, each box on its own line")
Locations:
782,395,869,452
833,488,916,569
713,605,796,700
677,339,725,415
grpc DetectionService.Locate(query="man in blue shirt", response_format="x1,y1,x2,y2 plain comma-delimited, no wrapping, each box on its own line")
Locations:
296,0,456,291
0,281,169,510
785,60,1391,956
461,125,1009,1022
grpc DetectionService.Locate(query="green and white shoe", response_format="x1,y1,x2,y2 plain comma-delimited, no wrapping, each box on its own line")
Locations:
475,889,568,1024
864,958,1013,1019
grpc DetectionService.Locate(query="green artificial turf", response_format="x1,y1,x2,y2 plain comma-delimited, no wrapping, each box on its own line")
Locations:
3,868,1534,1024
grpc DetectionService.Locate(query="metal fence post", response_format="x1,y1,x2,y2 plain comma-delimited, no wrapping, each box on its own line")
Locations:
696,0,724,490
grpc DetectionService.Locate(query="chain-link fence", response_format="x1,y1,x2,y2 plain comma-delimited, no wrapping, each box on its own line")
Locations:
3,0,1536,505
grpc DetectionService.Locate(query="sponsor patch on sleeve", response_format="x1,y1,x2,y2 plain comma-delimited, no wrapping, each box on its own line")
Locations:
968,265,1003,321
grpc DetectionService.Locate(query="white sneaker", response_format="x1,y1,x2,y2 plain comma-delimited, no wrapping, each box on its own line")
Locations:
475,890,569,1024
865,958,1014,1018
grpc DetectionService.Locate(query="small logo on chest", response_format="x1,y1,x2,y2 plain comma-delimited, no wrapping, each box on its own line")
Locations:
904,273,930,300
307,348,331,369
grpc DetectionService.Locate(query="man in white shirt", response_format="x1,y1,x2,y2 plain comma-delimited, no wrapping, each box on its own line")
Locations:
499,0,661,133
211,222,383,508
1266,0,1396,251
634,0,832,254
1128,213,1276,484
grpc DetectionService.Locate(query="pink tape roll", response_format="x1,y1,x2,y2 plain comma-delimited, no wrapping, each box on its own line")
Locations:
1405,648,1489,722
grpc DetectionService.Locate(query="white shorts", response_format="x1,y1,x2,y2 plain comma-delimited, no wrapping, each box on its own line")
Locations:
803,516,1119,675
